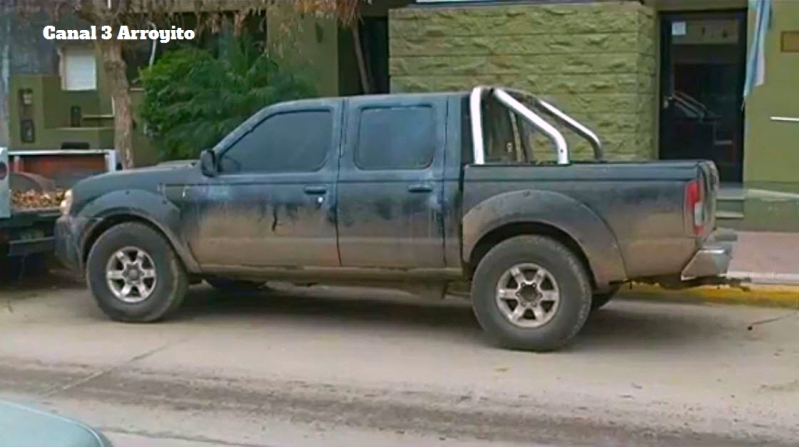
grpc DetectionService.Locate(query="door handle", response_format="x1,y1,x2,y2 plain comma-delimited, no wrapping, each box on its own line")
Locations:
407,184,433,193
303,186,327,195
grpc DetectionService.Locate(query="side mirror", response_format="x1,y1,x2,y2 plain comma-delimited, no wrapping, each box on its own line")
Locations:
199,149,217,177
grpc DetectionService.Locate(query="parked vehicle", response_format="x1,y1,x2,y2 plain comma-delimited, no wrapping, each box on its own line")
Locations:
0,149,118,264
55,87,733,351
0,400,113,446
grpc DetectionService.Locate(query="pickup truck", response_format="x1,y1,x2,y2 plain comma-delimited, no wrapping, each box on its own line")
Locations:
55,87,733,351
1,148,118,268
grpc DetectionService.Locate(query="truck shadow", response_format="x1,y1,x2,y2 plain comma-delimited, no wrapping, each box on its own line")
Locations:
177,285,734,351
179,285,482,336
575,301,741,352
0,263,83,292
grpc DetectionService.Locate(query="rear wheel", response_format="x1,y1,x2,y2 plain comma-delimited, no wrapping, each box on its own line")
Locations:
86,222,188,322
471,235,592,352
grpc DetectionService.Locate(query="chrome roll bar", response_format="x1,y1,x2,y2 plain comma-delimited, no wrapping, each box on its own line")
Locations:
469,86,604,165
493,89,569,165
0,147,8,219
469,87,486,165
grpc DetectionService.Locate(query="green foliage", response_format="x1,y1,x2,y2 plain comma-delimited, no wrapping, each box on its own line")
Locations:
140,34,317,161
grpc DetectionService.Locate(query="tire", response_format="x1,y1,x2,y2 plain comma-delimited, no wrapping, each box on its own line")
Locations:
471,235,592,352
206,278,266,294
591,286,621,311
86,222,188,322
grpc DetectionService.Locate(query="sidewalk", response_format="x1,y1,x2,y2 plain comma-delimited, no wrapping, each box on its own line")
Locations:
621,230,799,308
726,230,799,285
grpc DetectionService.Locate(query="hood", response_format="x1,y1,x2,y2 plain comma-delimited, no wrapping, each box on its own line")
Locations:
71,159,200,204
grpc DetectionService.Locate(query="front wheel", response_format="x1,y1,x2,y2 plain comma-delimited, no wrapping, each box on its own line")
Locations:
471,235,592,352
86,222,188,322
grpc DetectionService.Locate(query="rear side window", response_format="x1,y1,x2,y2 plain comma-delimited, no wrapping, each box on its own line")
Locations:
355,106,436,170
220,110,332,174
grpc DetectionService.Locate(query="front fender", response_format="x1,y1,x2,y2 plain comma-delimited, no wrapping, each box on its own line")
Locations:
76,189,199,273
462,190,627,287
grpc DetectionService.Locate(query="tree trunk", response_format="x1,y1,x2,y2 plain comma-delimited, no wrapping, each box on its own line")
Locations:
0,8,11,147
351,23,370,95
97,38,134,169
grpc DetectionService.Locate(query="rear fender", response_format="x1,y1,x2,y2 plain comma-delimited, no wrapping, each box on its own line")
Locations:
77,189,200,273
462,190,627,287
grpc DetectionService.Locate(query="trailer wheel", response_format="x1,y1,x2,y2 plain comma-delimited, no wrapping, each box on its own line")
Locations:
471,235,592,351
86,222,187,322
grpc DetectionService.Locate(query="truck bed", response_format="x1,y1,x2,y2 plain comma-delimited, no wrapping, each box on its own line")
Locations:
463,160,717,280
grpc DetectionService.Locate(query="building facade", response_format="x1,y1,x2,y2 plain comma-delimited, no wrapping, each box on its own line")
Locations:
389,0,799,231
2,0,797,230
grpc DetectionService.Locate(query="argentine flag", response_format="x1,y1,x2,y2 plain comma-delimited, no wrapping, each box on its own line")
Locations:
743,0,773,101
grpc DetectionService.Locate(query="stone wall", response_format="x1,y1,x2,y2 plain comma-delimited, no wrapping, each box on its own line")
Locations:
389,1,657,161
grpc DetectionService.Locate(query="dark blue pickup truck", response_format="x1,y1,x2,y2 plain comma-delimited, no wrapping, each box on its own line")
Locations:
56,87,733,351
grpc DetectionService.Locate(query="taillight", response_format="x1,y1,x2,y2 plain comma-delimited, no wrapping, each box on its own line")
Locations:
685,179,704,236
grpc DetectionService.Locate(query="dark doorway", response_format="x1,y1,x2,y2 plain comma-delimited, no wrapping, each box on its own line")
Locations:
360,17,390,94
659,11,747,183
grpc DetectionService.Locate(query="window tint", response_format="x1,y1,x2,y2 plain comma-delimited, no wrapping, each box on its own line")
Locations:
220,110,332,173
356,106,436,170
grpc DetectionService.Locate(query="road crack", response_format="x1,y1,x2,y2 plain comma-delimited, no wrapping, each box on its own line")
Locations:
103,428,278,447
41,338,185,398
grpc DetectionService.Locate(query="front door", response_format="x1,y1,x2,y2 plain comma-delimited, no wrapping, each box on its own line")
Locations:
336,95,447,269
659,11,747,182
180,102,342,269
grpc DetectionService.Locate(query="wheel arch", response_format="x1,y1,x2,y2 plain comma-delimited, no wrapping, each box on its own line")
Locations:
462,190,628,290
77,190,200,273
467,221,596,288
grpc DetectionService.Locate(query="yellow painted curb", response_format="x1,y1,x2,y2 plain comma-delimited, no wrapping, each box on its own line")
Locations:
618,283,799,308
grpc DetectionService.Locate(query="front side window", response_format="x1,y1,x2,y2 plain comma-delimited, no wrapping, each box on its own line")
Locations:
220,110,332,174
355,106,436,170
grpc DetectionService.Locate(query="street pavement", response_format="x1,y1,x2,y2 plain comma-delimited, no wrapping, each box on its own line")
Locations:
1,273,798,447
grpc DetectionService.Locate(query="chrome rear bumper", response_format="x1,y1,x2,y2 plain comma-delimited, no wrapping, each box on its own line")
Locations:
681,231,736,281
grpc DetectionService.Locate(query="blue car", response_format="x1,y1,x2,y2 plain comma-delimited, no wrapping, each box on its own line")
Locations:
0,400,112,447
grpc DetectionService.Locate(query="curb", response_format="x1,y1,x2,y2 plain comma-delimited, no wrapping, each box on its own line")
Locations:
727,271,799,286
618,282,799,308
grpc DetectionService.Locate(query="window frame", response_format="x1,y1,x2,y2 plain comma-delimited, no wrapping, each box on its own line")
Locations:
217,108,335,175
353,105,437,172
59,45,98,92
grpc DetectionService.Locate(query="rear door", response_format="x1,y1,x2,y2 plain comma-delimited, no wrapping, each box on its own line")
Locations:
336,95,447,269
182,101,342,269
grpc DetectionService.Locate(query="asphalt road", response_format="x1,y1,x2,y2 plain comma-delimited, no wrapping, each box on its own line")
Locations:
1,273,798,447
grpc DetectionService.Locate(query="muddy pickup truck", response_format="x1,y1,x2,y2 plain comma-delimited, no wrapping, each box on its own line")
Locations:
56,87,734,351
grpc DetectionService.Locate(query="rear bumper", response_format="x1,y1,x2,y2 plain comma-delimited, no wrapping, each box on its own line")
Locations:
1,210,59,257
7,237,55,257
681,231,736,281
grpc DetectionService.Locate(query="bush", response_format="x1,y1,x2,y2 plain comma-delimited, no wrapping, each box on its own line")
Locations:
140,36,317,161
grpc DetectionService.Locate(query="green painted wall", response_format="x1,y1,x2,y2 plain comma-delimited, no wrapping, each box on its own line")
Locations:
8,72,156,166
267,9,341,97
743,0,799,192
389,1,657,161
9,75,113,150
